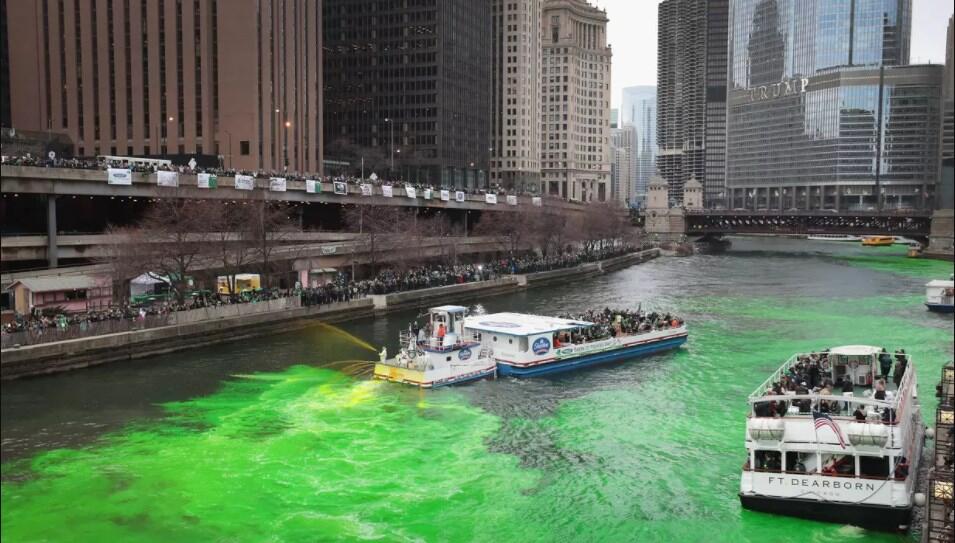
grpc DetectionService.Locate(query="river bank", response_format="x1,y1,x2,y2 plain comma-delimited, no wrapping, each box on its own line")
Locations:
0,249,660,380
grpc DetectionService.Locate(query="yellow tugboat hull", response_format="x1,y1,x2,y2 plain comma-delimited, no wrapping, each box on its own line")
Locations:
373,363,428,387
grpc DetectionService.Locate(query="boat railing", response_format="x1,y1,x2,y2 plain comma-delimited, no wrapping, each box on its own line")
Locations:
399,330,482,354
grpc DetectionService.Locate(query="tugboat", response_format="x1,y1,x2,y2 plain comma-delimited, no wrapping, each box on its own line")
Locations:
925,275,954,313
739,345,925,532
373,305,497,388
861,235,895,246
467,309,687,378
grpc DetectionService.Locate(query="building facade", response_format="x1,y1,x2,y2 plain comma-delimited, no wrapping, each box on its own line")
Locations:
939,15,954,210
610,123,636,205
5,0,323,174
323,0,491,189
656,0,728,207
621,85,657,206
491,0,542,193
541,0,612,203
726,0,942,211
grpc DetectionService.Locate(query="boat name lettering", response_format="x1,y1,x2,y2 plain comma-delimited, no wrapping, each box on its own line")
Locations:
458,348,472,361
556,338,619,358
532,337,551,355
765,476,876,492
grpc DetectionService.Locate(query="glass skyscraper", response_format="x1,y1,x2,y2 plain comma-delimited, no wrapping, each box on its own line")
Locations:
726,0,943,211
621,85,657,206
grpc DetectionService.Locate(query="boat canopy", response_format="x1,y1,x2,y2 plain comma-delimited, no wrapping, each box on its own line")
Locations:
925,279,954,288
429,305,469,314
463,312,592,336
828,345,881,357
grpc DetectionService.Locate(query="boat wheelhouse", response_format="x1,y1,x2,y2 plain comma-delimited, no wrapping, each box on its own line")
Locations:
464,311,688,378
373,305,496,388
739,345,924,532
925,277,954,313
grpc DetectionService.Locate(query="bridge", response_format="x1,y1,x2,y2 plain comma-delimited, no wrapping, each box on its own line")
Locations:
683,209,933,237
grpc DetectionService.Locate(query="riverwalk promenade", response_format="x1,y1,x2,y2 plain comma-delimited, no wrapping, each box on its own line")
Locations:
0,249,659,379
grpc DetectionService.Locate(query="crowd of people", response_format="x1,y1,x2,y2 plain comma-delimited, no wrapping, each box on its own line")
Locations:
554,307,684,344
1,155,535,197
3,246,643,345
753,348,910,421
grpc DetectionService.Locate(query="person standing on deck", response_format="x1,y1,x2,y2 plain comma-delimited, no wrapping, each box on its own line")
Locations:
879,348,893,380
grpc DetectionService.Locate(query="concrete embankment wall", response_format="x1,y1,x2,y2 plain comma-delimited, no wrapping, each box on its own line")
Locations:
1,249,660,379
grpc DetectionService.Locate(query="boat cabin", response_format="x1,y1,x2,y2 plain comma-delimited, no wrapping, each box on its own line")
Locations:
828,345,882,387
410,305,478,352
462,312,594,364
925,278,954,311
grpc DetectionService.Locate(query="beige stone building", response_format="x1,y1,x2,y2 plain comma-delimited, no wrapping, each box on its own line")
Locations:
491,0,543,193
540,0,612,203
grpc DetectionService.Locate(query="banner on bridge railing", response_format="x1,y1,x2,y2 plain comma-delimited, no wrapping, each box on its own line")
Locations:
405,186,416,199
532,197,542,207
107,168,132,185
440,190,451,201
382,185,394,197
485,193,497,205
234,174,255,190
507,195,518,206
197,173,217,189
306,179,321,194
424,188,432,200
156,170,179,187
360,184,372,196
456,191,466,203
334,181,348,195
269,177,287,192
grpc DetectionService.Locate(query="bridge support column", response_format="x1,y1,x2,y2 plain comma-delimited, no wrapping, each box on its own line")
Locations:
47,194,58,268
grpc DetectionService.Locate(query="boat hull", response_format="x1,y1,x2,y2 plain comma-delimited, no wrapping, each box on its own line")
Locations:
925,302,955,313
496,334,687,378
739,493,912,532
372,363,496,388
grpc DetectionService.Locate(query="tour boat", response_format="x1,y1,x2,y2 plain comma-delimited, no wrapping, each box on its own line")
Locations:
925,277,955,313
861,236,895,246
807,234,862,242
467,311,687,378
739,345,925,532
374,307,688,386
373,305,497,388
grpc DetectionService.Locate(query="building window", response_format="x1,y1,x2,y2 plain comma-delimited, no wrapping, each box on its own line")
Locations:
240,140,250,155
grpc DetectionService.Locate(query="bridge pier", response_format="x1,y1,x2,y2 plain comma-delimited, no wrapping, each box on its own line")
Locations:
926,209,954,260
46,195,58,269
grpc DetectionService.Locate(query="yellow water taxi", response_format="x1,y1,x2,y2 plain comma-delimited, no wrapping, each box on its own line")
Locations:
861,236,894,246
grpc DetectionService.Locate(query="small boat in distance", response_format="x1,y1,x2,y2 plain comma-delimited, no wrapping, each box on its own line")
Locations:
861,235,895,246
739,346,924,532
925,276,955,313
807,234,862,242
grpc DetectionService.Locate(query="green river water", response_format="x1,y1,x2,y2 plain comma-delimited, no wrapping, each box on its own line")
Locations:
1,237,953,542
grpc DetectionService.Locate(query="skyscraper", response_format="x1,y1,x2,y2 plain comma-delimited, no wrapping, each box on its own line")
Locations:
726,0,942,211
0,0,10,129
610,124,637,205
621,85,657,206
323,0,492,188
491,0,542,193
541,0,612,203
5,0,323,173
656,0,728,206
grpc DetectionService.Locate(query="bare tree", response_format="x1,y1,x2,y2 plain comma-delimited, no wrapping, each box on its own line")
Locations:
205,202,255,296
343,204,406,276
473,210,532,257
242,194,300,288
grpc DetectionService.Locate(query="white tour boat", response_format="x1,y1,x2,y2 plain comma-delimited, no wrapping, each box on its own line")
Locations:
925,276,954,313
739,345,925,532
807,234,863,242
374,307,688,386
373,305,497,388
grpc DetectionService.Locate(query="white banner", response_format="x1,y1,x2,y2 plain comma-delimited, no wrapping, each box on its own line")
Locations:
360,184,373,196
156,170,179,187
506,195,518,206
485,193,498,205
234,174,255,190
440,190,451,201
197,173,217,189
382,185,394,198
333,181,348,195
306,179,320,194
455,191,466,203
424,188,432,200
405,186,416,199
107,168,132,185
532,196,542,207
269,177,287,192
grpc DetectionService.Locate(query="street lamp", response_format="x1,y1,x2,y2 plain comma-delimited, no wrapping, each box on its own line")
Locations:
284,120,291,170
384,118,394,175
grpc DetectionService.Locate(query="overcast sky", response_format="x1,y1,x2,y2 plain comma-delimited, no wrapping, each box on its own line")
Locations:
600,0,955,108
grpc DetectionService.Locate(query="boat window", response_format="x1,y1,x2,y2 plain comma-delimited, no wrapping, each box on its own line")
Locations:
508,338,513,344
754,450,781,472
493,336,498,342
519,336,528,352
820,454,854,476
785,452,808,473
859,455,890,478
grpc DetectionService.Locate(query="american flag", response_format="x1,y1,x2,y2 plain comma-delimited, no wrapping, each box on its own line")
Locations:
813,410,847,449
